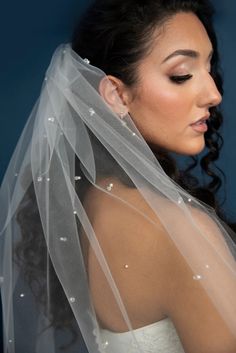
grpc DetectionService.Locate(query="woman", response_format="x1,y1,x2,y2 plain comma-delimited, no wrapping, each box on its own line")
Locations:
1,0,236,352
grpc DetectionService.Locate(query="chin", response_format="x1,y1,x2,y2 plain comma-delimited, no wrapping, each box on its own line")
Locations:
180,140,206,156
168,138,206,156
148,136,206,156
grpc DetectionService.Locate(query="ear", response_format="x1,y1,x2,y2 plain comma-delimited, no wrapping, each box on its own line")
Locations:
98,75,129,117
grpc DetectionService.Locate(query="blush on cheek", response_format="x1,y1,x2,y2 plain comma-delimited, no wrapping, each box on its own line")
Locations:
146,90,183,121
128,79,191,149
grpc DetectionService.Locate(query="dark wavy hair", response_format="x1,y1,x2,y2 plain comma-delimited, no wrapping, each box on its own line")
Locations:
16,0,236,348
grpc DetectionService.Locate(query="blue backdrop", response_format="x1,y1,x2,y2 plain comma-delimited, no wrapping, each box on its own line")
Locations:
0,1,235,351
1,1,236,217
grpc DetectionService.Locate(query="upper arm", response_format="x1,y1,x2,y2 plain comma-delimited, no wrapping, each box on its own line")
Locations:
164,207,236,353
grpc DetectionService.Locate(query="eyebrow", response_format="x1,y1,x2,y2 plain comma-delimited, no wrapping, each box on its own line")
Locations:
162,49,213,64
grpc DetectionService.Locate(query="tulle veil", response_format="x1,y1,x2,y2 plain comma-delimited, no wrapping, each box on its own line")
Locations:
0,43,236,353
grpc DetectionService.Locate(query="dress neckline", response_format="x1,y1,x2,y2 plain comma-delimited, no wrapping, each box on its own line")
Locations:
100,317,171,336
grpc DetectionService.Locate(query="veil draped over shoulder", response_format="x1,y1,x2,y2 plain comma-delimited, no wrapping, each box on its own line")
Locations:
0,44,236,353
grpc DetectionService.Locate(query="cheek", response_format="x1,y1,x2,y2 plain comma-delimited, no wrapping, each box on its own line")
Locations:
141,79,190,121
127,80,205,155
129,83,204,154
153,91,183,121
138,84,190,136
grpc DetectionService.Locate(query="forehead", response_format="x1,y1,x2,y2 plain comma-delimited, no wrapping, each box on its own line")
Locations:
151,12,213,60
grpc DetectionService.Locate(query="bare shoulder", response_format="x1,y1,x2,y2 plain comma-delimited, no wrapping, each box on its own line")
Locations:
83,181,236,351
83,179,178,330
83,177,174,253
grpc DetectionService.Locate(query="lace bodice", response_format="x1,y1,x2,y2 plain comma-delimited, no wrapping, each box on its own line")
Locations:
99,317,185,353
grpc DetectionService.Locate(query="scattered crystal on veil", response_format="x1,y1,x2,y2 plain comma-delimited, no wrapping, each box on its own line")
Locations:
177,197,183,204
83,58,90,64
59,237,68,242
106,183,114,191
193,274,202,280
88,108,95,116
102,340,109,349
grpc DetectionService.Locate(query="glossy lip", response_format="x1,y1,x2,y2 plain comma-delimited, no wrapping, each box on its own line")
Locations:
189,113,210,133
190,113,210,125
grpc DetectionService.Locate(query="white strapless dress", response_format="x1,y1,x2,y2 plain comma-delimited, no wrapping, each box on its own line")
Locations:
99,317,185,353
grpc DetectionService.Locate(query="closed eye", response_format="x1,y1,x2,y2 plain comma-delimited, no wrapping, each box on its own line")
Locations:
169,74,193,84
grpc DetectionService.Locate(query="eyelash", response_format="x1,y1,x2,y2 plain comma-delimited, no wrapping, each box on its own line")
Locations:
169,74,193,84
169,70,213,85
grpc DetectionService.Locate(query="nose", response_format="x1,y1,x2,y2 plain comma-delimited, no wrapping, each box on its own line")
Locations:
198,74,222,109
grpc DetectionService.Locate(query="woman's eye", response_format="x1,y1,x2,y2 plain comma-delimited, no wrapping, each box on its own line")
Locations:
169,74,193,84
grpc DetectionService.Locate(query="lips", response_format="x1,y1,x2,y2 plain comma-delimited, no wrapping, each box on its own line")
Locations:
191,113,210,126
190,113,210,133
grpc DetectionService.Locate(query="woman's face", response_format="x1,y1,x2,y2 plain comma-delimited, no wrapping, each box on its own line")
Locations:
125,12,222,155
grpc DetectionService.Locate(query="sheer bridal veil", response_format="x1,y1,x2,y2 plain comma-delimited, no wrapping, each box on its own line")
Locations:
0,43,236,353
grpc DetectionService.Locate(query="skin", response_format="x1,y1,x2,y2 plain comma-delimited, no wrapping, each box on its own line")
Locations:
85,11,236,353
106,11,222,155
85,181,236,352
